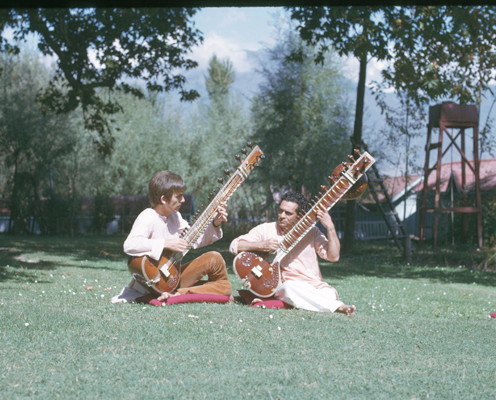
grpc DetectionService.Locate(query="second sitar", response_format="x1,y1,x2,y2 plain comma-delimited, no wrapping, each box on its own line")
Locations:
233,149,375,298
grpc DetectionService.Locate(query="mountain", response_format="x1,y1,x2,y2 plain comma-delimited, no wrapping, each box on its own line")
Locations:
177,56,495,178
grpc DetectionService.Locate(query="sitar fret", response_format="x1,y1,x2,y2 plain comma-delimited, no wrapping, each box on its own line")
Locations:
178,144,264,252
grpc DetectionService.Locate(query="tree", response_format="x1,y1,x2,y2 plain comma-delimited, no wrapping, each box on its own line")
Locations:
0,50,76,233
251,26,351,217
188,55,256,215
205,54,235,104
377,91,426,224
0,8,203,155
103,90,193,197
287,5,496,251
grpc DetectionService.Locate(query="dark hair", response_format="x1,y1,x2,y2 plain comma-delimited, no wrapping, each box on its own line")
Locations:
280,191,308,213
148,170,186,207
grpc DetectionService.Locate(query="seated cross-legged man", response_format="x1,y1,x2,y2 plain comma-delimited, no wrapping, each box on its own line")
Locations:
112,170,231,305
230,191,355,316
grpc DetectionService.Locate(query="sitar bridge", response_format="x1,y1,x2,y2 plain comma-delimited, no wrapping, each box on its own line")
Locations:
159,262,173,278
340,169,358,185
251,265,263,278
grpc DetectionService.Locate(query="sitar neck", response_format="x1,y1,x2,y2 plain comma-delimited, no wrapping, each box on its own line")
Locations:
275,151,375,259
181,170,245,249
277,176,354,255
180,145,264,256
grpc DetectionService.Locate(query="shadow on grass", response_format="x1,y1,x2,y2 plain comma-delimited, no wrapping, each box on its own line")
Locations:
321,241,496,287
0,234,127,283
1,234,495,287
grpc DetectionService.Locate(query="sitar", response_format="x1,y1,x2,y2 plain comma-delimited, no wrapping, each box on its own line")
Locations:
129,144,264,294
233,149,375,298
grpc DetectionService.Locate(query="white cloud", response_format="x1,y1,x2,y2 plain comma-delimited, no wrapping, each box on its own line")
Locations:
342,55,395,93
190,32,256,74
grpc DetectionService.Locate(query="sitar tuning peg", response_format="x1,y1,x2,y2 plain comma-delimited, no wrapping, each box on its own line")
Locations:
320,185,328,192
257,154,265,160
224,169,232,176
246,142,253,148
235,154,242,162
241,148,248,155
217,177,224,184
347,154,355,163
353,148,361,157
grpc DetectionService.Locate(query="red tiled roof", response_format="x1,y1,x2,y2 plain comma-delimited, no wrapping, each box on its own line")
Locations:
420,159,496,193
364,159,496,202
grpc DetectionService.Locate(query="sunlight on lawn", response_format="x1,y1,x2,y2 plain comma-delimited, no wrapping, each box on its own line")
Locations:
1,235,495,399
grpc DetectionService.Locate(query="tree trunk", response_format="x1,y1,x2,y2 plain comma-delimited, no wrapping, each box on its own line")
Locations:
342,53,367,253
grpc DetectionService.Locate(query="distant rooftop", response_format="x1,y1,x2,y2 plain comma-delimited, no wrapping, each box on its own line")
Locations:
364,159,496,203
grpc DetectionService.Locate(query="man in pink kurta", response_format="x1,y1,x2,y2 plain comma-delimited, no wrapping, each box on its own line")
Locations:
230,191,355,315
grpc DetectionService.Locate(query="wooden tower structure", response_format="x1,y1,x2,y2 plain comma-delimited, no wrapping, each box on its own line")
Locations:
418,102,483,247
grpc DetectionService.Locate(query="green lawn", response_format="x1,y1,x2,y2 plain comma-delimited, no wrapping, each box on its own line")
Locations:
1,235,495,400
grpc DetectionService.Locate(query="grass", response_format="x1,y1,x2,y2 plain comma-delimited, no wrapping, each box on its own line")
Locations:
0,234,495,400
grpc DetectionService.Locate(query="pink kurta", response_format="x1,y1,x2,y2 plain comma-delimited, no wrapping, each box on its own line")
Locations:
230,222,333,289
230,222,344,312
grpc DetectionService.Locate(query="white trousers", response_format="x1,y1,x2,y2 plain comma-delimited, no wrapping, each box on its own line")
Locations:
274,280,344,312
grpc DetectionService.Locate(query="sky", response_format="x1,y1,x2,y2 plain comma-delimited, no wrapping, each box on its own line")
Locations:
188,7,495,167
189,7,386,85
191,7,279,74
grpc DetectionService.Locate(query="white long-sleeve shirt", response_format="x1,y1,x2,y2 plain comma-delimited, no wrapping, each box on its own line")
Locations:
111,208,223,304
123,208,222,260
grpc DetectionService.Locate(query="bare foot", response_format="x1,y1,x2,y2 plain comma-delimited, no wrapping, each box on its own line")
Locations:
336,304,356,316
250,298,263,306
157,291,180,302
